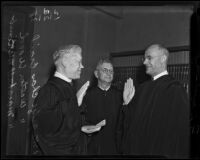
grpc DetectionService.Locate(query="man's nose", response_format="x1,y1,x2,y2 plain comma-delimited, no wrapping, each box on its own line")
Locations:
143,58,148,65
80,63,84,69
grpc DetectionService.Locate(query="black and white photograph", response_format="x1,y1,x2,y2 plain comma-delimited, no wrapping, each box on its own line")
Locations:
1,1,200,159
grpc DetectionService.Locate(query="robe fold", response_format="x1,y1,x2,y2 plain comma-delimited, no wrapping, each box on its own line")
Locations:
32,77,83,155
83,86,123,155
121,75,190,158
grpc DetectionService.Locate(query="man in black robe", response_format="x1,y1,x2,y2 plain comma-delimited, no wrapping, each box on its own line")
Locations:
121,44,190,158
31,44,90,155
82,59,134,155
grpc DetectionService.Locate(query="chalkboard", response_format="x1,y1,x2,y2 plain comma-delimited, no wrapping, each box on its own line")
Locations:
2,5,35,155
2,5,84,155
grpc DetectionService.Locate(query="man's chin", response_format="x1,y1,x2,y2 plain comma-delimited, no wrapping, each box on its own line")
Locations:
145,70,152,75
73,74,81,79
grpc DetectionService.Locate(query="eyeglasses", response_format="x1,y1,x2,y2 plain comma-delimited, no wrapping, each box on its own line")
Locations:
100,68,114,74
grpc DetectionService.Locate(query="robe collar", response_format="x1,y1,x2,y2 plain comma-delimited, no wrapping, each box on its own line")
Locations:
153,70,168,81
98,85,111,91
54,71,72,83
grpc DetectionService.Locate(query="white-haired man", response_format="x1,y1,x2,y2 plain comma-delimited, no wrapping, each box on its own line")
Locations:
32,44,90,155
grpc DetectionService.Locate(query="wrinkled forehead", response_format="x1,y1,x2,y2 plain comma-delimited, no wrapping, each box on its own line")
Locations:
64,50,82,61
100,62,113,70
145,46,162,57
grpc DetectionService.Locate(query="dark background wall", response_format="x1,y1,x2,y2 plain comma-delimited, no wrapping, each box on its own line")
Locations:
31,5,192,90
31,6,118,90
1,2,199,157
115,6,192,51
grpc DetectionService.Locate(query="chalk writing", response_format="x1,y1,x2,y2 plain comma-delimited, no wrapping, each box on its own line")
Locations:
29,7,61,22
9,15,17,25
53,9,60,20
8,89,14,117
7,15,17,120
27,105,33,115
31,73,40,99
29,8,41,21
30,50,39,69
10,62,17,88
32,34,40,41
18,31,28,69
8,38,16,49
19,74,28,108
19,32,29,40
30,32,40,102
19,57,26,68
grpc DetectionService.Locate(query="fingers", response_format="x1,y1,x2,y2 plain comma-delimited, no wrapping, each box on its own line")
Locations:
124,78,133,95
83,81,90,94
123,78,135,105
96,119,106,127
81,81,90,94
84,81,90,89
84,81,90,88
77,81,90,106
125,78,133,89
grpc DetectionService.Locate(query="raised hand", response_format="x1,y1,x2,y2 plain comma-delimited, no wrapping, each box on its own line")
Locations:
123,78,135,105
76,81,90,106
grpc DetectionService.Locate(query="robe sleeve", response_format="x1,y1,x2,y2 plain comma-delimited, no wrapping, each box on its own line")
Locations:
115,103,132,154
115,106,124,153
81,92,96,126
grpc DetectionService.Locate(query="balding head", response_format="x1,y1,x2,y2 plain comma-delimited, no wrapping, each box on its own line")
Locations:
145,44,169,62
143,44,169,77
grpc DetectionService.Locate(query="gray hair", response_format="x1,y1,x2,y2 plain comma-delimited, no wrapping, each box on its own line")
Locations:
53,44,82,66
96,58,113,71
148,44,169,57
146,44,169,61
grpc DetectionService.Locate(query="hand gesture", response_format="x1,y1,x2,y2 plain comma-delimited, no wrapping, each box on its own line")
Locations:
123,78,135,105
76,81,90,106
96,119,106,127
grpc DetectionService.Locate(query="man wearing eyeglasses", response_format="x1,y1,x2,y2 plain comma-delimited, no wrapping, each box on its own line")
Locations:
121,44,190,158
82,58,134,155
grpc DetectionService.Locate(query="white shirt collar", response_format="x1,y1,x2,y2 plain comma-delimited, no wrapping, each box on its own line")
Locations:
153,70,168,81
98,85,110,91
54,71,72,83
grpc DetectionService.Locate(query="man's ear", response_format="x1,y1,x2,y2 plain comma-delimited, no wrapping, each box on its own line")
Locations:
94,70,98,78
61,54,69,67
161,55,167,62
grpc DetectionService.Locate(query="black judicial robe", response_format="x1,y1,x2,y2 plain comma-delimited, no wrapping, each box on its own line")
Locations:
121,75,190,158
83,86,123,155
32,77,83,155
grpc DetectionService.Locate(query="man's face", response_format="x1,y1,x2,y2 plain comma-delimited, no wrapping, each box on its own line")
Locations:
143,48,164,77
96,62,114,83
63,51,84,79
